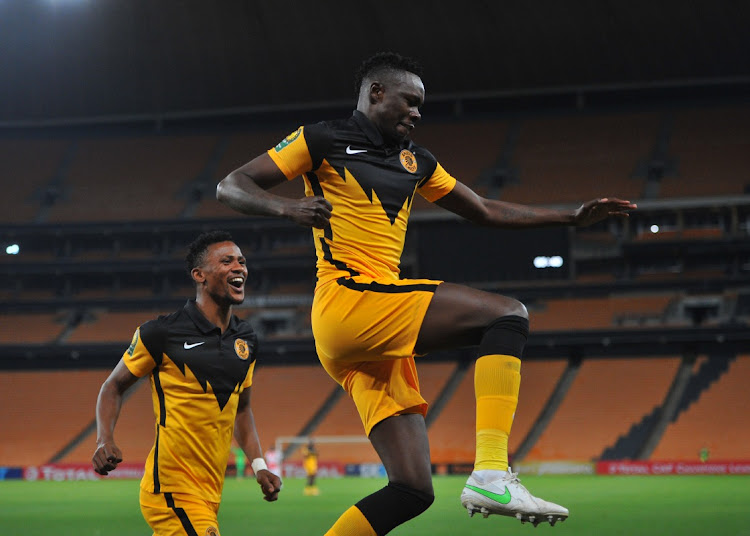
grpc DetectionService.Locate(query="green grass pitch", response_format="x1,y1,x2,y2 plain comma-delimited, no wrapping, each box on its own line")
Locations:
1,475,748,535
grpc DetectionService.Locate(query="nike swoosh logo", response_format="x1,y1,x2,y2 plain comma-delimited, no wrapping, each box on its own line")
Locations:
464,484,511,504
183,341,205,350
346,146,367,155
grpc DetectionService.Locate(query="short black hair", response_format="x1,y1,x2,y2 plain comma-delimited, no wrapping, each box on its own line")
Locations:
354,52,423,96
185,230,235,276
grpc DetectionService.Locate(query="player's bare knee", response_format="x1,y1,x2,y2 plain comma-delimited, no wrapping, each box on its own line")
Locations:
503,298,528,320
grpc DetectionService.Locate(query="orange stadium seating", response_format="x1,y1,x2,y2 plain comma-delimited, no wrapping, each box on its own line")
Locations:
527,357,681,461
65,310,172,344
501,112,659,205
45,135,217,222
0,139,69,223
0,370,111,465
0,313,68,344
60,376,154,465
410,119,510,210
650,355,750,461
429,359,569,465
660,106,750,198
529,294,675,331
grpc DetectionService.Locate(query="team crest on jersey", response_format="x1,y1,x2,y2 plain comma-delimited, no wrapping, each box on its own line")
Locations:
399,149,418,173
234,338,250,360
274,127,302,152
205,527,219,536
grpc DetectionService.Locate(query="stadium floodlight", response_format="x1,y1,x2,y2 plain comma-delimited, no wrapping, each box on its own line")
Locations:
5,244,19,255
533,255,564,269
650,224,660,233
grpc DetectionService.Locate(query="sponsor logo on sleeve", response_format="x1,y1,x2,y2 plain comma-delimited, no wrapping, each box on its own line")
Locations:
274,127,302,152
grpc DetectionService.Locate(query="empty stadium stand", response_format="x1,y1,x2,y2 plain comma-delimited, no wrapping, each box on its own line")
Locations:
2,103,749,472
528,357,681,461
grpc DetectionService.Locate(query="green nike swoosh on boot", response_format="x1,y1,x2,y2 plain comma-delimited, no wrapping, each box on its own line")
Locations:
464,484,512,504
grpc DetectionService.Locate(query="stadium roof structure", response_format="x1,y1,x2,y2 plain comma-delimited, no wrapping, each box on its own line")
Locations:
1,0,748,126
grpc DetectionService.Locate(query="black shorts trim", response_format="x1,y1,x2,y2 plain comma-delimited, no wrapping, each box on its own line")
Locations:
337,277,438,294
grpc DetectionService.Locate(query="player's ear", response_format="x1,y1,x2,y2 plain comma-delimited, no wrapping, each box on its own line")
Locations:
191,267,206,284
369,82,384,104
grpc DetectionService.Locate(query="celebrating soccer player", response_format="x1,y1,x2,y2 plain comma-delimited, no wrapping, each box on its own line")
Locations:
217,52,635,535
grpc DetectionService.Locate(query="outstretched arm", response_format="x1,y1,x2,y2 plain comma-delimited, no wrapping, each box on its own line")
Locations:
92,359,139,475
216,153,332,228
435,181,636,228
234,388,282,502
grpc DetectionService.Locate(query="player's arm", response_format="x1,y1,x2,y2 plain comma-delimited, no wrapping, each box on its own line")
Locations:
92,358,139,475
435,181,636,228
216,153,332,228
234,387,282,502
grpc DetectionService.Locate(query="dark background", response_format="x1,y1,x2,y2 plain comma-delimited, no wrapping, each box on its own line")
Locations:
1,0,748,124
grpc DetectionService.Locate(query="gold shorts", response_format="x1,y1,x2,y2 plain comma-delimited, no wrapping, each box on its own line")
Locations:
312,276,442,435
140,488,220,536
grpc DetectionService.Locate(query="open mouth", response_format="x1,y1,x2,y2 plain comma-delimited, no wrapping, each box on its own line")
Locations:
229,277,245,290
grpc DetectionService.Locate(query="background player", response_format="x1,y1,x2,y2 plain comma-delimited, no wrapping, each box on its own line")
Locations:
216,53,636,535
92,231,282,535
302,439,319,496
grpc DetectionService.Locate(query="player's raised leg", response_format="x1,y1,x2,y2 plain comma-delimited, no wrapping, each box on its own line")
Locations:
416,282,568,526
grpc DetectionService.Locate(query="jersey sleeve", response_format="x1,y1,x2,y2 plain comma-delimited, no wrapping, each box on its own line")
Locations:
417,162,457,202
267,123,333,180
242,360,256,390
121,326,157,378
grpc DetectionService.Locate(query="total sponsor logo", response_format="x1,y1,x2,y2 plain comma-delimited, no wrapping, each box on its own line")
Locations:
24,463,144,481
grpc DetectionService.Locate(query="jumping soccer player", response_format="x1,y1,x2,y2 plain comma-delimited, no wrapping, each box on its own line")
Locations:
216,52,636,535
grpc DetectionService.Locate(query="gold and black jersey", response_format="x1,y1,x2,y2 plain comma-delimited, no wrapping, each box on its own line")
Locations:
268,110,457,286
123,299,257,503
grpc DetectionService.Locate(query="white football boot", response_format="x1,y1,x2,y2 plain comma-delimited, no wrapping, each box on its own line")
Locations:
460,467,569,527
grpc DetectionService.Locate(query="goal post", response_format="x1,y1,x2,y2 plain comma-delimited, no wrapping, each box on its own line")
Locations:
275,435,370,460
273,435,380,478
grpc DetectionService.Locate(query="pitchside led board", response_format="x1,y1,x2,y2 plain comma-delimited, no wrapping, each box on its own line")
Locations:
408,220,570,282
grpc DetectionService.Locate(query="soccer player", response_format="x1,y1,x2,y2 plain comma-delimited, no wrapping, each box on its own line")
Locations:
216,52,636,535
302,439,319,496
92,231,282,536
265,444,282,476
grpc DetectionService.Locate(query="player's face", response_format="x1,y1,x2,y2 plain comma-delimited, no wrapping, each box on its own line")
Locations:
371,71,424,143
195,241,248,305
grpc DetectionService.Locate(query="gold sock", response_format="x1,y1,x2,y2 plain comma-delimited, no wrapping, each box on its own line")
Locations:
474,354,521,471
325,506,377,536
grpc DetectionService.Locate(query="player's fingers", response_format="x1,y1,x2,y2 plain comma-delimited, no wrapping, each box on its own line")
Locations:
315,197,333,211
104,446,123,465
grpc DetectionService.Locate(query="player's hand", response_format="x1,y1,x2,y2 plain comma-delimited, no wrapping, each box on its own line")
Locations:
92,440,123,476
256,470,282,502
284,196,332,229
572,197,637,227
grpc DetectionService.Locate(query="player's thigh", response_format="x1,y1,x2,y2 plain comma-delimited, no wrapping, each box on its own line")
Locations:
415,282,527,354
140,490,220,536
312,277,438,362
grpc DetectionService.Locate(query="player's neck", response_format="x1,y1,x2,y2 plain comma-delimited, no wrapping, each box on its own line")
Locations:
195,295,232,333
